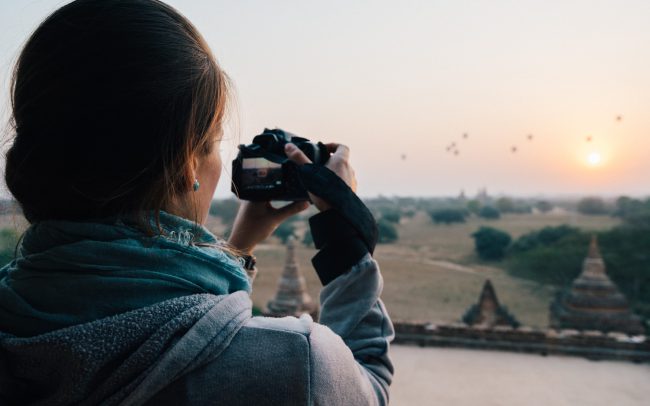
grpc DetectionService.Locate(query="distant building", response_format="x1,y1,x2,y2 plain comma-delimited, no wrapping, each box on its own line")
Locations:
476,188,490,205
550,236,644,335
458,189,467,204
266,236,318,319
462,279,520,328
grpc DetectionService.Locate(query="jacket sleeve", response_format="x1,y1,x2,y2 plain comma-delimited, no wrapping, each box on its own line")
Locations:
308,253,394,406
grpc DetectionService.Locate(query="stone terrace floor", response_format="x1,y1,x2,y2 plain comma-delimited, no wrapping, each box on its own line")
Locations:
391,345,650,406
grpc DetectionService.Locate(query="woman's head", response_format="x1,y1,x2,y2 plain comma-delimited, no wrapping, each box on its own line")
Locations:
4,0,229,234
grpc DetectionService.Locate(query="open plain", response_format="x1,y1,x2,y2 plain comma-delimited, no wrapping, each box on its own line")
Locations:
249,211,620,327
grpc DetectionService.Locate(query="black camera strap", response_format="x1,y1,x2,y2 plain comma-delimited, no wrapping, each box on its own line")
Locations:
286,161,378,255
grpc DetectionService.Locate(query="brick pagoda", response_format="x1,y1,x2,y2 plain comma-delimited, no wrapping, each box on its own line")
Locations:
550,236,644,335
266,236,318,319
462,279,520,328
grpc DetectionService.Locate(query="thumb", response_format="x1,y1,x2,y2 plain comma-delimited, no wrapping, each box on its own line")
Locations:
284,143,312,165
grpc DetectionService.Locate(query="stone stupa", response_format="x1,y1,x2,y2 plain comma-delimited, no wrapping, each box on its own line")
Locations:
550,235,644,335
266,236,318,319
462,279,520,328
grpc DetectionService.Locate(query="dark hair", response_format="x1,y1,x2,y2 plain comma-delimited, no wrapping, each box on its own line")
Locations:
3,0,229,236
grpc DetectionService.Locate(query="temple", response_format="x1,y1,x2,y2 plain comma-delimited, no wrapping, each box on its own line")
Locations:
550,236,644,335
462,279,520,328
266,236,318,319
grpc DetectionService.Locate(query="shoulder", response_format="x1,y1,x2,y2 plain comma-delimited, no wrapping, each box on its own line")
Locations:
242,313,349,355
239,313,348,362
243,313,314,336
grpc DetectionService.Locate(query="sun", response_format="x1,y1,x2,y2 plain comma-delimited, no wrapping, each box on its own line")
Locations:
587,152,602,166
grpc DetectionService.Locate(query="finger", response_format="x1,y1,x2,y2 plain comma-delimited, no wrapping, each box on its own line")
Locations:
324,143,339,153
284,143,312,165
274,200,310,219
325,143,350,160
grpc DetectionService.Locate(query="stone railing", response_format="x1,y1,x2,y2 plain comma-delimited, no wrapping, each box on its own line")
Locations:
394,321,650,363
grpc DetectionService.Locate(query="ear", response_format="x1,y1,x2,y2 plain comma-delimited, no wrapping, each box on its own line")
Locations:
191,153,200,176
185,153,201,190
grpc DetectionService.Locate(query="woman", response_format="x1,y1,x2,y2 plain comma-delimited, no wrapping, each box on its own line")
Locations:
0,1,393,405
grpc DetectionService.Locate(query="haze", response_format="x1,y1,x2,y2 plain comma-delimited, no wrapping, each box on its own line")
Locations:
1,0,649,198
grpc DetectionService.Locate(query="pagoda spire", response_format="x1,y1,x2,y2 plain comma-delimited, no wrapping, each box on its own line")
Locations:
462,279,519,328
587,234,601,259
265,236,318,318
580,235,610,280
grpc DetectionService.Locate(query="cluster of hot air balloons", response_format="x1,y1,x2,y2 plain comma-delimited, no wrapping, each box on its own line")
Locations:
442,131,534,157
445,141,460,156
397,115,623,161
441,133,468,156
435,115,623,158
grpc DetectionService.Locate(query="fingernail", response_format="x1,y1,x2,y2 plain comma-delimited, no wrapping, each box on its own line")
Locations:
284,143,295,152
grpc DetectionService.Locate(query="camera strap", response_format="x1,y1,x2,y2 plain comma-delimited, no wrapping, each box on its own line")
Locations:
286,162,378,255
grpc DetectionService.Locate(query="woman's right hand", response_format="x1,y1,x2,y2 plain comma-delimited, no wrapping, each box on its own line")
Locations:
284,142,358,212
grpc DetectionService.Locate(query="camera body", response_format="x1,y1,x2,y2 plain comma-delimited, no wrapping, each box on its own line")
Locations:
231,128,329,201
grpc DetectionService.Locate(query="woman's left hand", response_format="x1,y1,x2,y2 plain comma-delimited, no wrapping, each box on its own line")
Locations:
227,200,309,254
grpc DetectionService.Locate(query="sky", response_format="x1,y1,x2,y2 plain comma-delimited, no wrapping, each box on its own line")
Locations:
1,0,649,199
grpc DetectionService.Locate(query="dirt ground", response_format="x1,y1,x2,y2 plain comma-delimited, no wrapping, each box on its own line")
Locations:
390,345,650,406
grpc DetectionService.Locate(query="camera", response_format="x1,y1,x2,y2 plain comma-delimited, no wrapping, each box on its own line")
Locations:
231,128,329,201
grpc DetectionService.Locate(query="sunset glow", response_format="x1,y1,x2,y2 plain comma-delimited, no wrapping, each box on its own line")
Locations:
1,1,649,197
587,152,602,167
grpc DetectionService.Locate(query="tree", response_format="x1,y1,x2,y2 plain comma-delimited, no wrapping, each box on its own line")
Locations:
273,222,296,243
478,206,500,220
472,227,511,260
614,196,650,228
403,209,416,218
377,218,398,243
302,229,314,247
466,200,481,215
380,208,401,224
496,197,515,213
614,196,637,217
510,225,580,253
209,199,240,227
512,203,533,214
535,200,553,213
507,234,586,285
577,197,608,215
429,208,467,224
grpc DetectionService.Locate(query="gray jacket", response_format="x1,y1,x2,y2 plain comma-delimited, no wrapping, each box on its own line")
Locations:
0,254,394,405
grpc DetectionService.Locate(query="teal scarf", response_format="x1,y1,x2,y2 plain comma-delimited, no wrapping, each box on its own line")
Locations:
0,210,251,337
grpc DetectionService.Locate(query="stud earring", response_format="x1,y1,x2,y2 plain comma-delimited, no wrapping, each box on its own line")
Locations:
193,178,200,192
